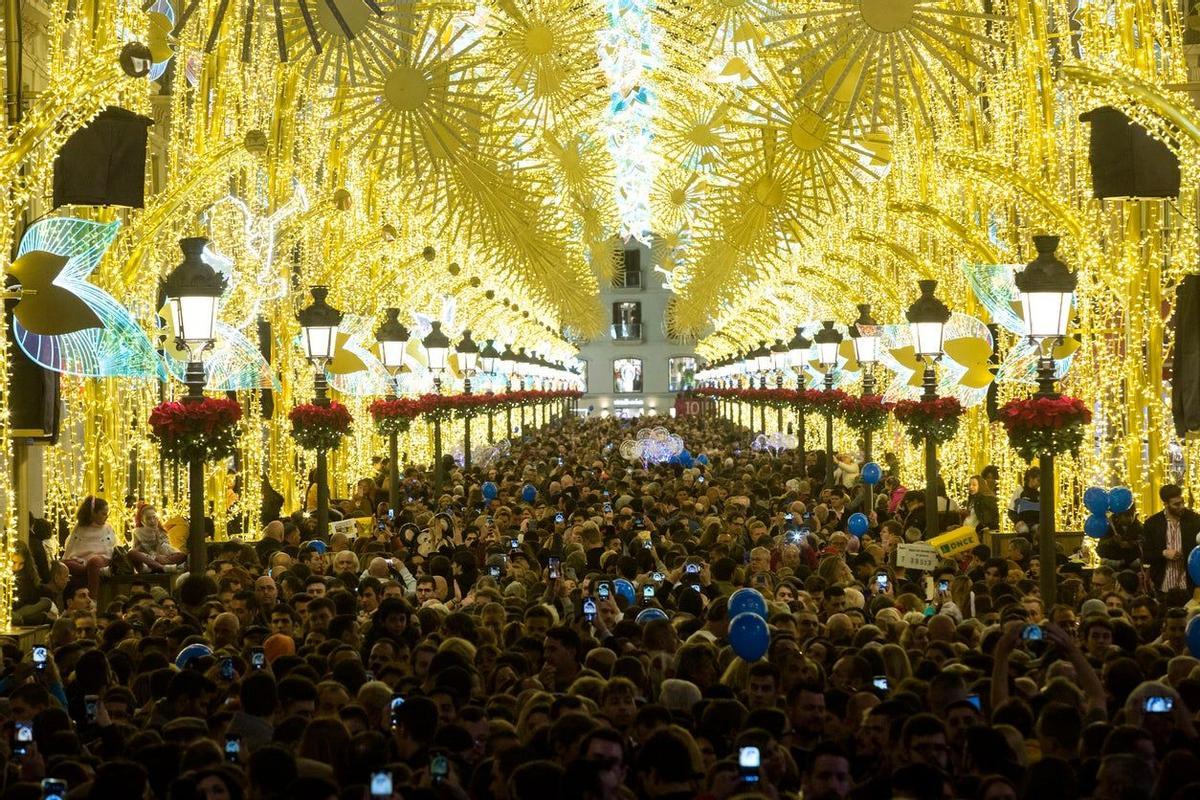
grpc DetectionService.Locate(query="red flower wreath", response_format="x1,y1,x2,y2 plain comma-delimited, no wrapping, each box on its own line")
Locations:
149,398,242,462
289,402,353,450
998,394,1092,461
840,395,893,434
892,396,965,446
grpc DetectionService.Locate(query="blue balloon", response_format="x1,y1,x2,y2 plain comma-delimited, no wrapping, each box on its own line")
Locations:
175,643,213,670
302,539,327,554
696,453,710,466
1084,514,1109,539
1084,487,1110,515
1189,615,1200,658
482,481,499,501
1108,487,1133,514
613,578,636,605
728,587,768,619
521,484,537,503
668,455,681,465
861,462,882,486
1188,546,1200,586
847,513,870,537
729,612,770,661
679,452,694,468
635,608,668,624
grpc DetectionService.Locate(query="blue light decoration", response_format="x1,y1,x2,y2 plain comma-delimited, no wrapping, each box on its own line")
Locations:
9,217,164,378
145,0,176,82
598,0,658,244
961,262,1076,385
161,311,278,391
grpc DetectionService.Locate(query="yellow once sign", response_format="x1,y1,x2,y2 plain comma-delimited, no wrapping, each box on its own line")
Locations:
929,526,980,559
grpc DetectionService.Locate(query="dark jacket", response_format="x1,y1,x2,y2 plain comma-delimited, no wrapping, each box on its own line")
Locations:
1143,508,1200,588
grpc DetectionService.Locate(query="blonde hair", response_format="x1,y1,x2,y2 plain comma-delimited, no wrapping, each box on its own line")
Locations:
438,636,477,663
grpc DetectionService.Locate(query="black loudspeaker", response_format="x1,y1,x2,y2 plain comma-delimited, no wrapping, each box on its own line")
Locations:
53,106,154,209
1079,106,1180,199
1173,275,1200,436
258,318,274,419
5,305,60,442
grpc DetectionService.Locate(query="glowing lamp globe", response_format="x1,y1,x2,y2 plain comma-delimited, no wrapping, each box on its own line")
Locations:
906,280,951,359
814,321,842,369
422,321,451,373
457,330,480,375
297,286,342,363
479,339,501,374
375,307,410,373
163,237,226,350
851,304,880,366
770,339,790,371
1016,235,1077,342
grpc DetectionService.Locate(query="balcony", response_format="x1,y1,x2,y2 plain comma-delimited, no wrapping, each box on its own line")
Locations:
610,322,644,342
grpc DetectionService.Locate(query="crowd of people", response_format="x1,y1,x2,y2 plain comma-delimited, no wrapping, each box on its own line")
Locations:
4,413,1200,800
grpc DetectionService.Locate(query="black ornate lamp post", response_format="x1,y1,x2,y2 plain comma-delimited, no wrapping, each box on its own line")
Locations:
298,286,343,540
499,344,517,437
457,331,479,468
375,308,409,514
906,280,951,537
162,237,226,575
515,348,531,432
788,326,811,464
422,322,451,496
479,339,500,443
752,343,771,435
770,339,789,433
849,303,880,509
814,321,843,488
1016,235,1077,604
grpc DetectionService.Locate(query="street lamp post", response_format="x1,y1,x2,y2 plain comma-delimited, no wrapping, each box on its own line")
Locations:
771,339,789,434
375,308,410,515
479,339,500,443
753,343,771,435
298,286,343,541
850,304,880,512
499,344,517,438
422,322,451,496
906,280,951,538
1016,235,1077,604
814,321,843,488
788,327,811,467
163,237,226,575
457,331,479,468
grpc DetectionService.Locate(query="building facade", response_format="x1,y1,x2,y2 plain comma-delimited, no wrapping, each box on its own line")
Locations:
575,240,702,418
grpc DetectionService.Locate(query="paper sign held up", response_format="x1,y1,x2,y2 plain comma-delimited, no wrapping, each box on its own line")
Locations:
896,542,940,571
